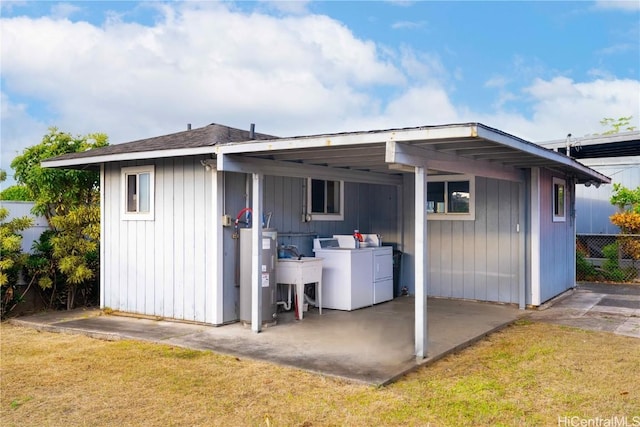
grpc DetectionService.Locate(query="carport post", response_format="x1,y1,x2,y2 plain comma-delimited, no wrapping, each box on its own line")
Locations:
415,166,428,358
251,172,264,333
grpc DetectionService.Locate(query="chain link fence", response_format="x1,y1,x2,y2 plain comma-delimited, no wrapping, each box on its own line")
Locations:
576,234,640,283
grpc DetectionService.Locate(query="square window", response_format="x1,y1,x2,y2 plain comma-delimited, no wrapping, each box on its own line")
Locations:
122,166,155,220
426,175,475,220
307,178,344,221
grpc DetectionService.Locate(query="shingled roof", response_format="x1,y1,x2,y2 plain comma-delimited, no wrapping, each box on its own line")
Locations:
44,123,279,164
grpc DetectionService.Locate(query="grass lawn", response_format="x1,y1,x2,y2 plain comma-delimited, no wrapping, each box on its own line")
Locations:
1,319,639,426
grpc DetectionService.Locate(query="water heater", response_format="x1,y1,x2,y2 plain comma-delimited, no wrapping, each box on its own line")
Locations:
239,228,278,326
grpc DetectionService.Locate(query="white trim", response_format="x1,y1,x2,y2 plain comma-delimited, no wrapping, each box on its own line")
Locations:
426,174,476,221
306,178,345,221
386,140,525,183
99,164,105,309
415,166,428,358
552,177,567,223
217,124,480,155
251,173,263,333
42,146,217,168
530,168,541,306
121,165,155,221
211,169,224,324
540,130,640,148
217,153,402,186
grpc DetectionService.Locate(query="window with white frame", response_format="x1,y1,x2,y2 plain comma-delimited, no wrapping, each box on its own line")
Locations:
426,175,475,220
307,178,344,221
552,177,566,222
122,165,155,220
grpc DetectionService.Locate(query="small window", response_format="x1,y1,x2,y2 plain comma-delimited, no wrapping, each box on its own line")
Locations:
427,175,475,220
553,177,566,222
307,178,344,221
122,166,155,221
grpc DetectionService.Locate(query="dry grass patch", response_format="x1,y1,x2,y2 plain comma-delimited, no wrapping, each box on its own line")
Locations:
1,320,639,426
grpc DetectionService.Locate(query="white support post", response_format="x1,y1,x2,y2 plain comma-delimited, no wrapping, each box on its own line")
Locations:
414,166,428,358
251,172,264,333
518,181,526,309
530,168,541,306
211,169,224,324
99,163,105,309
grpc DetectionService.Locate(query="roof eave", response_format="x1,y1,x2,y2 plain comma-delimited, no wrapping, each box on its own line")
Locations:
42,146,217,168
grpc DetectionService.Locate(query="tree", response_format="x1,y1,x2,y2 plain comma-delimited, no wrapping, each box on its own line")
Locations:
609,184,640,280
10,128,108,310
599,116,637,135
610,183,640,214
0,185,31,201
11,128,108,223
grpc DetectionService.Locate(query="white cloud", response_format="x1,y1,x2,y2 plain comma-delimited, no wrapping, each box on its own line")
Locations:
259,0,312,15
514,77,640,140
0,3,405,142
0,92,48,186
0,1,27,14
594,1,640,11
391,20,426,30
484,76,509,89
596,42,636,55
0,0,638,165
50,2,82,20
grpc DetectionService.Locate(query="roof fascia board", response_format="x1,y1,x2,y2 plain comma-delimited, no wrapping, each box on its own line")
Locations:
579,156,640,167
218,154,403,186
386,141,526,183
41,146,217,168
215,124,479,155
475,125,611,183
540,131,640,148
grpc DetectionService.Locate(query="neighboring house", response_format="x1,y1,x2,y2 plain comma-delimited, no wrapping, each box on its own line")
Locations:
0,201,48,253
42,122,610,358
541,131,640,234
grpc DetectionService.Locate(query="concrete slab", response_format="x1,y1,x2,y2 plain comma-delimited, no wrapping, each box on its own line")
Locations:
530,283,640,339
9,297,523,385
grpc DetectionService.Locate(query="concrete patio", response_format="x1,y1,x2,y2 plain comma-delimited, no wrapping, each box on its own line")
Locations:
9,297,524,385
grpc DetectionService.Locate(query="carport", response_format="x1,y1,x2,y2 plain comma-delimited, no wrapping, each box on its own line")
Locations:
212,122,610,359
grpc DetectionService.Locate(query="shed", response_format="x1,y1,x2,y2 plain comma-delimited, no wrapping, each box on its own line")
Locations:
42,122,610,358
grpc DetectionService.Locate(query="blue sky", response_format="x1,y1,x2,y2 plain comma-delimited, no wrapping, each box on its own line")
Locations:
1,1,639,185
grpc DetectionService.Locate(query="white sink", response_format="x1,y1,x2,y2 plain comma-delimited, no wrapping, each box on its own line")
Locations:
276,257,323,284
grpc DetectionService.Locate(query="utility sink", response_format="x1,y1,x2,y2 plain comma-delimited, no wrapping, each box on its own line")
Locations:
277,257,323,283
276,257,323,320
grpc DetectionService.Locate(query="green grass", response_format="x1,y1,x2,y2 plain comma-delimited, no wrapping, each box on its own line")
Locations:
1,321,639,426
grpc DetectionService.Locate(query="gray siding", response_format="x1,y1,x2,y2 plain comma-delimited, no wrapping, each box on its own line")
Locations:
536,168,575,303
575,158,640,234
103,163,399,324
102,156,214,323
0,201,48,253
263,176,400,256
220,174,401,323
403,176,521,304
